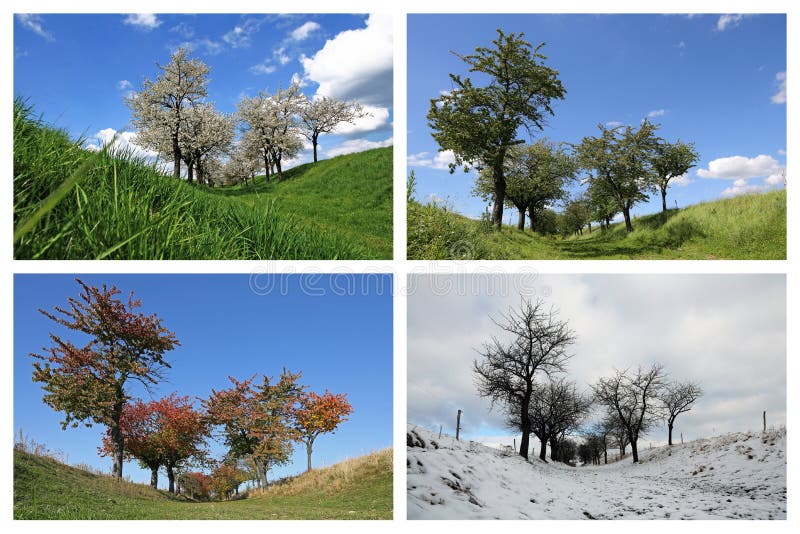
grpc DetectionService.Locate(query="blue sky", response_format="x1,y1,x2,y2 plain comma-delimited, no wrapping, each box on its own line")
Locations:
408,14,786,222
14,13,393,166
14,274,393,489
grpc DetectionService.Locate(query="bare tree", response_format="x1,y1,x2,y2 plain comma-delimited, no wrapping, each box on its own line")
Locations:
602,409,630,459
592,364,666,463
473,299,576,460
127,47,210,179
660,380,702,446
300,96,367,162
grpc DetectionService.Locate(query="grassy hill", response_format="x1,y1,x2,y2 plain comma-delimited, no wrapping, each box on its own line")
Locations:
13,100,392,260
408,189,786,259
14,448,393,520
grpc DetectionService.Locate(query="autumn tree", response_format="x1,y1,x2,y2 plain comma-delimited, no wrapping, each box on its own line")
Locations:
473,299,576,460
651,140,699,212
100,398,163,488
209,461,248,501
660,380,703,446
576,121,660,232
128,47,210,179
593,364,666,463
204,369,303,487
300,96,367,162
31,279,178,480
295,390,353,471
428,29,566,229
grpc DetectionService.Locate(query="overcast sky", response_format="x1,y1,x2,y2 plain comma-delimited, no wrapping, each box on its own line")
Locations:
408,274,786,448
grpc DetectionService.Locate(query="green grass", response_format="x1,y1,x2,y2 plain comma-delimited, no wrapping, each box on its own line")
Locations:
14,448,393,520
407,190,786,259
13,100,392,259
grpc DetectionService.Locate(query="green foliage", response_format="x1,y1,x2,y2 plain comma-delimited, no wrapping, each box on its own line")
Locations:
13,100,391,259
14,448,392,519
407,198,492,260
428,29,566,225
651,140,700,209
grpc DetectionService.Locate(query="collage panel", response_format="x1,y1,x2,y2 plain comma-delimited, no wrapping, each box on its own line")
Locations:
407,273,786,519
407,13,786,260
13,273,393,519
13,13,393,260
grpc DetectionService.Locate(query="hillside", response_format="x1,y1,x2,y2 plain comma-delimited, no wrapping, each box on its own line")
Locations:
407,425,785,519
407,190,786,259
13,100,392,260
14,448,392,519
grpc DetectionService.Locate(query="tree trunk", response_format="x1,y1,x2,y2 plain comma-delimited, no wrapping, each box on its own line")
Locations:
275,157,283,181
172,134,181,180
491,168,505,229
167,464,176,493
518,389,532,459
264,154,270,183
517,208,525,231
306,440,314,472
312,133,319,163
528,205,537,233
668,422,674,446
549,437,557,461
187,160,194,183
110,402,124,480
150,465,159,489
631,441,639,463
539,437,547,461
587,222,592,233
661,188,668,212
622,206,633,232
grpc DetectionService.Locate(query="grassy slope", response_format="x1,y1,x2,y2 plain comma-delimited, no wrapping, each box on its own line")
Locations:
408,190,786,259
214,147,393,259
13,101,392,260
14,448,392,520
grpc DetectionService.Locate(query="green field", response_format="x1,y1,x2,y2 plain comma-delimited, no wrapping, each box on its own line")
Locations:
13,100,393,260
408,189,786,260
14,448,393,520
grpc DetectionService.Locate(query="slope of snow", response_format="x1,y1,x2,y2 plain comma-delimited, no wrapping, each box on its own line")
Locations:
407,424,786,519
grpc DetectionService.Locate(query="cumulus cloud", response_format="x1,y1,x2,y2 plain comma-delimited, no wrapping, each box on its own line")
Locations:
720,179,767,198
771,71,786,104
407,150,457,170
331,106,391,136
16,14,54,41
324,136,393,158
697,154,782,180
715,14,747,32
408,274,786,443
671,174,693,186
647,109,667,118
84,128,159,162
290,21,321,41
300,14,392,107
123,14,162,31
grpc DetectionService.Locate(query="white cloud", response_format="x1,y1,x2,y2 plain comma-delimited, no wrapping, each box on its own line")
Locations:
325,137,393,158
716,14,747,32
672,174,693,186
222,17,265,48
647,109,667,118
176,38,224,56
777,149,786,156
123,14,161,31
290,72,307,87
300,14,393,107
331,106,391,136
249,62,276,75
605,121,623,128
697,154,782,180
84,128,160,163
169,22,194,39
720,179,766,198
275,46,291,65
117,80,132,90
407,150,457,170
16,14,54,41
290,21,321,41
771,71,786,104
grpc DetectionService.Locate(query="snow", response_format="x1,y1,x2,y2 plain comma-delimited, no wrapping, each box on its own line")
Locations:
407,424,786,519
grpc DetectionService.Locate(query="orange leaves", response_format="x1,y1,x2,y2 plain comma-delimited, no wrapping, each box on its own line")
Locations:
295,390,353,443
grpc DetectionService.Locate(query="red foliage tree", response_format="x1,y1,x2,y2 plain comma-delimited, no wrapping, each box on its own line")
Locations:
294,390,353,471
204,369,302,487
31,279,179,480
179,471,212,500
99,393,207,492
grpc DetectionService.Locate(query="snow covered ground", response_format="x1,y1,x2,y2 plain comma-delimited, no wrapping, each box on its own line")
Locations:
407,424,786,519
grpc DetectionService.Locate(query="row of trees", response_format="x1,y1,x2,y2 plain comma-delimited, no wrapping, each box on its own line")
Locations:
127,47,366,186
31,280,352,498
473,299,702,465
429,29,699,232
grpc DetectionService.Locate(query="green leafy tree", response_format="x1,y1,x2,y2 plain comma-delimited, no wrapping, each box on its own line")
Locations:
31,279,179,480
576,121,660,232
428,29,566,229
586,179,620,230
652,140,699,212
